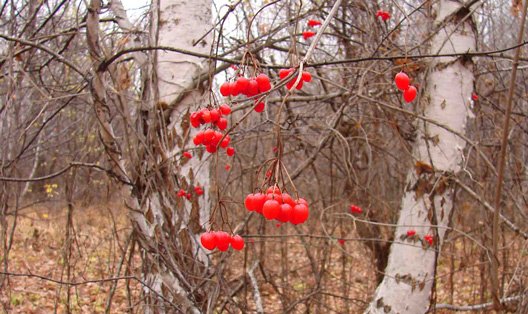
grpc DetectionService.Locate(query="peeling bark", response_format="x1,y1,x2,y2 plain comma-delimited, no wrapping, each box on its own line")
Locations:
134,0,213,312
88,0,213,312
365,1,477,313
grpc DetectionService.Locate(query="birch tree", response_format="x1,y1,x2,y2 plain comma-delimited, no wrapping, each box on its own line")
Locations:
366,1,477,313
87,0,214,312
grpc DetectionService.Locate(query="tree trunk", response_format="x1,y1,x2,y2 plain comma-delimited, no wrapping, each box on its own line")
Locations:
87,0,213,312
132,0,213,313
365,2,476,313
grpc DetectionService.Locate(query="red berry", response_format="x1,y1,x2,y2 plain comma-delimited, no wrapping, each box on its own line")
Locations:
190,112,201,128
206,145,217,153
183,151,192,159
295,80,304,90
203,129,215,144
350,205,362,214
220,82,231,96
277,203,293,223
194,186,204,195
253,193,266,213
185,193,191,200
262,199,281,220
307,19,322,27
235,77,250,95
266,186,281,194
247,79,259,96
225,164,231,171
200,232,217,250
338,239,345,246
230,235,245,250
291,204,309,224
424,234,434,246
394,72,410,91
279,68,293,79
297,198,309,207
301,71,312,82
245,194,256,211
302,31,316,40
256,74,272,92
193,130,205,145
407,230,416,237
254,101,265,112
231,81,242,96
220,135,231,148
226,147,235,156
216,117,228,130
210,109,221,122
281,193,294,206
403,85,417,103
201,109,212,123
177,189,186,197
216,231,230,251
266,192,283,204
472,93,478,101
210,131,222,147
376,10,391,21
219,104,231,115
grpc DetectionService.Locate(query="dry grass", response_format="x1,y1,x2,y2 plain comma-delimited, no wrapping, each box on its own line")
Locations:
1,204,141,313
1,204,526,313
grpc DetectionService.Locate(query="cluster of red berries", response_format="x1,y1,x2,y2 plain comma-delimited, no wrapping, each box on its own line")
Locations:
424,234,434,246
190,104,235,156
177,189,191,200
279,68,312,90
302,19,321,40
350,204,363,214
220,74,272,98
394,72,417,103
405,229,434,246
245,186,309,224
200,231,245,251
177,186,204,200
190,104,231,129
376,10,391,21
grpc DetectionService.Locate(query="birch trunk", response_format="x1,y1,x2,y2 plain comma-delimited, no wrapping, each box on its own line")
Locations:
132,0,213,312
88,0,213,312
366,2,476,313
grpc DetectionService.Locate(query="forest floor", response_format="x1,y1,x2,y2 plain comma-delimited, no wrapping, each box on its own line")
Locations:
1,204,525,313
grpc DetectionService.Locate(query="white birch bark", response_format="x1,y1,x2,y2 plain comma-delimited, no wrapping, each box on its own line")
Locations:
136,0,213,313
366,2,476,313
88,0,213,312
156,0,211,231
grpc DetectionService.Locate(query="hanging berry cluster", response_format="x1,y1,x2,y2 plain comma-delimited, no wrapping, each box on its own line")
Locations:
376,10,391,21
219,74,272,98
190,104,235,156
303,19,321,39
394,72,417,103
279,68,312,90
200,231,244,252
350,204,363,214
245,185,309,225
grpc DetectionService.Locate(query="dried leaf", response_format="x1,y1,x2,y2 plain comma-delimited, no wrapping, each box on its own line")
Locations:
415,161,433,175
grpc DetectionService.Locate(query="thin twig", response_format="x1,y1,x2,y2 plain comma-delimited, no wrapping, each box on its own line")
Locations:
491,0,528,308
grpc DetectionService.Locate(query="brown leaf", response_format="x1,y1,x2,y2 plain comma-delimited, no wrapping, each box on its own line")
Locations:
415,161,433,175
